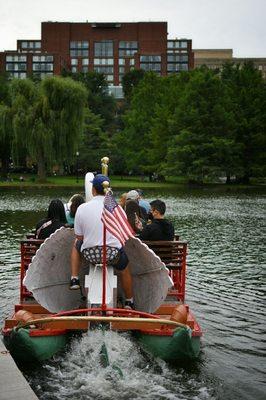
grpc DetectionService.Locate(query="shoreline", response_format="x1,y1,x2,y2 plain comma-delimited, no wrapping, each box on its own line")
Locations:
0,182,265,192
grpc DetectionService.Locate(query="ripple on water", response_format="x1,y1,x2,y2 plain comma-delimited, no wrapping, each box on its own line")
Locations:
1,188,265,400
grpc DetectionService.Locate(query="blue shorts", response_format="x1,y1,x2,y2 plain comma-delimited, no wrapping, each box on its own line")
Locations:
75,239,128,271
75,239,83,252
113,247,128,271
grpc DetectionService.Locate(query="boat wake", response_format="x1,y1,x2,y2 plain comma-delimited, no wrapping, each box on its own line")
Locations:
26,330,214,400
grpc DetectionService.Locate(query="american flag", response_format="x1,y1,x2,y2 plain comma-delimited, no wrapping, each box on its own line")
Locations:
101,191,134,245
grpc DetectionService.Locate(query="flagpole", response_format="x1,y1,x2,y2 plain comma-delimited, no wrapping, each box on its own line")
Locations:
102,224,107,311
101,157,109,313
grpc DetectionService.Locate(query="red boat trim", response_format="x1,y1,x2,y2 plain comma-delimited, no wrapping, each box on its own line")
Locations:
53,307,162,319
29,329,68,337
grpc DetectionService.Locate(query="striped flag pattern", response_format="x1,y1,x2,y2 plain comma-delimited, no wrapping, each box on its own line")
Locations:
101,191,134,245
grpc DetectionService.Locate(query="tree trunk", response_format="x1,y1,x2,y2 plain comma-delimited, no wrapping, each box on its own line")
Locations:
226,174,231,184
241,173,250,184
37,155,46,182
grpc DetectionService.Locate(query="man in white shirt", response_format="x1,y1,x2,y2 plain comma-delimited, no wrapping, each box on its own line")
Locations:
69,174,133,308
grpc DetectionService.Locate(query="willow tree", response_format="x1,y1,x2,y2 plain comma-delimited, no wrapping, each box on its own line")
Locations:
11,76,87,180
0,74,13,177
10,78,37,169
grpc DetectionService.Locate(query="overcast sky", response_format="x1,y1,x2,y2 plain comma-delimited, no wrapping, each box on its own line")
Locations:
0,0,265,57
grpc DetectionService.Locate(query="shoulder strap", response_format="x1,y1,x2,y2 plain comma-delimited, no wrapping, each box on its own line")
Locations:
36,220,52,238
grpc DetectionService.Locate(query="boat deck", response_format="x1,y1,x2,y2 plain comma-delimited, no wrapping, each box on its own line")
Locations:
3,299,201,337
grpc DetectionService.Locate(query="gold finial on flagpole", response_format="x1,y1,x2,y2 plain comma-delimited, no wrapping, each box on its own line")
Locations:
101,157,109,176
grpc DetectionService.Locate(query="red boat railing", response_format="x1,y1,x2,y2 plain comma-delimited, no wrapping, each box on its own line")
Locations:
143,240,187,302
20,238,187,303
20,238,43,301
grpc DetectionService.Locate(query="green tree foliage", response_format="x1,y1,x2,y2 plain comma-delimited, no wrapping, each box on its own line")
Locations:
62,71,116,130
166,68,240,181
60,70,119,172
10,78,37,167
221,62,266,182
148,73,191,174
10,76,87,180
121,69,146,100
0,73,12,176
78,108,110,172
121,72,166,174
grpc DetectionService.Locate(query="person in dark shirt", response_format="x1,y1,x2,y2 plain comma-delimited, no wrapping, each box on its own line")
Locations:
35,199,67,239
139,199,175,241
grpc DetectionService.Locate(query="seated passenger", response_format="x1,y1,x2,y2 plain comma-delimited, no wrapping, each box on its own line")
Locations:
139,200,175,241
69,174,134,309
125,199,143,233
124,190,148,233
65,194,85,226
35,199,67,239
118,192,128,209
136,189,151,214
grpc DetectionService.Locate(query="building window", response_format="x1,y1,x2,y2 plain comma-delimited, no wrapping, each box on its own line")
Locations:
71,58,78,66
167,54,188,62
108,86,124,99
70,41,89,57
139,55,161,72
94,58,113,65
32,55,54,76
6,55,27,62
119,59,125,65
119,41,138,57
140,63,161,71
106,75,114,82
70,41,89,49
82,66,88,72
8,72,27,79
71,66,77,73
32,63,53,72
21,41,41,50
82,59,89,66
94,66,114,74
6,63,27,71
119,41,138,49
167,63,188,72
167,40,188,50
33,55,53,62
140,55,161,62
94,41,113,57
5,54,27,77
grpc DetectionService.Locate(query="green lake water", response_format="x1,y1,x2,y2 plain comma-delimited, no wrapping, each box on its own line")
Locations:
0,186,265,400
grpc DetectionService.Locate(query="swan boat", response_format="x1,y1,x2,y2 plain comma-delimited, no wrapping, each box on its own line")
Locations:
2,161,202,364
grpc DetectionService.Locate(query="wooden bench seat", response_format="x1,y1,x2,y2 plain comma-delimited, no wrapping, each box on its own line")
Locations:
143,240,187,302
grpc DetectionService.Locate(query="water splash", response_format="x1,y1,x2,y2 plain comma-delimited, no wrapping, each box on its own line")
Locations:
28,330,213,400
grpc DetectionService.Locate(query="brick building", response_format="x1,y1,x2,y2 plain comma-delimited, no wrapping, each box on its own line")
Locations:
194,48,266,78
0,21,194,96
